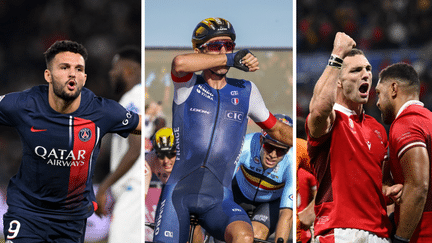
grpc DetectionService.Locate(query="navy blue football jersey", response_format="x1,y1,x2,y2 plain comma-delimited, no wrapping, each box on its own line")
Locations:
0,85,139,220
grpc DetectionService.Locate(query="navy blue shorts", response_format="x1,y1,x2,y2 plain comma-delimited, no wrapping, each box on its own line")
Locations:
3,211,87,243
153,167,251,243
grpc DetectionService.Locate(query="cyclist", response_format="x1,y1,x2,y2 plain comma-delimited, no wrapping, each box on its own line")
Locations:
145,127,176,196
152,17,293,243
146,127,205,243
232,114,294,243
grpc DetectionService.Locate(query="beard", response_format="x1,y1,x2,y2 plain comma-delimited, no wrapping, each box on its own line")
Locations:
380,107,395,125
52,78,82,102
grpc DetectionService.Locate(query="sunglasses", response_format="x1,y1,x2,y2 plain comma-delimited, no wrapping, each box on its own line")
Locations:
262,143,288,157
156,151,176,159
199,40,236,52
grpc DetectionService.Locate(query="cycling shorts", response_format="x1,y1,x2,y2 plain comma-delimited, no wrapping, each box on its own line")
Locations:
153,167,251,243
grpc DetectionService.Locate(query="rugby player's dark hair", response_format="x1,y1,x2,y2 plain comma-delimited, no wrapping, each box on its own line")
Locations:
345,48,365,58
379,62,420,88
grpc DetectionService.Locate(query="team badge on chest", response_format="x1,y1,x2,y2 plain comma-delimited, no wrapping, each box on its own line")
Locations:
78,128,92,142
231,98,239,105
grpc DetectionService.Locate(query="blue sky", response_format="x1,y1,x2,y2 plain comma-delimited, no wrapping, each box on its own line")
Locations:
145,0,293,48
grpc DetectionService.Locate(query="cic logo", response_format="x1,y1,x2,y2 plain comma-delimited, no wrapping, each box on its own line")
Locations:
225,110,244,122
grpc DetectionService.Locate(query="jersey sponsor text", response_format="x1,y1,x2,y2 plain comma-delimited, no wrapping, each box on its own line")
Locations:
225,110,244,122
34,146,86,167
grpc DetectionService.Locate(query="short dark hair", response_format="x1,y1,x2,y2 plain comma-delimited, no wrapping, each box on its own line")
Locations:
115,46,141,65
44,40,88,68
379,62,420,92
345,48,365,58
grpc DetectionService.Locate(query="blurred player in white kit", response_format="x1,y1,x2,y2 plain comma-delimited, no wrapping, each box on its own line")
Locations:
95,46,143,242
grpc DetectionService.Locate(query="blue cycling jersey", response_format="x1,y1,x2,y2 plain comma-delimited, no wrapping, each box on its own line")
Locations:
0,85,139,220
153,73,275,243
171,74,257,187
233,132,294,209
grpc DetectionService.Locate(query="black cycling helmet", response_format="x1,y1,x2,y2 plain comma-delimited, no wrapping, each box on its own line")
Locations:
153,127,175,153
192,17,236,49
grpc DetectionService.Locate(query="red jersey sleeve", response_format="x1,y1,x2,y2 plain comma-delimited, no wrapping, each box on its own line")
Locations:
171,72,193,83
256,112,277,130
390,112,427,160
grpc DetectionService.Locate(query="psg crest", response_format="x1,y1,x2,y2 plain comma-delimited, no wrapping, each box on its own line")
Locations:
78,128,92,142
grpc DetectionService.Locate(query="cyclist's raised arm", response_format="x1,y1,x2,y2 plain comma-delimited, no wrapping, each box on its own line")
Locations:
171,52,228,78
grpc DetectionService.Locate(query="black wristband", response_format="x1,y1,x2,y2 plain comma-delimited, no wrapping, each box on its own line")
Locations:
393,235,410,243
328,60,342,69
328,54,343,69
329,54,343,64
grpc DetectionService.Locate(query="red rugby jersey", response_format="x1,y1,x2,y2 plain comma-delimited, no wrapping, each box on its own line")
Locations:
306,103,391,238
389,101,432,242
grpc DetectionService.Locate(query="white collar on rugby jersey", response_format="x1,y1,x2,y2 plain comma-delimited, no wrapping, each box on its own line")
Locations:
334,103,363,117
395,100,424,119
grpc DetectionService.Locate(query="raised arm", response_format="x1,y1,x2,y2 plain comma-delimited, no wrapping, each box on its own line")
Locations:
172,53,228,78
307,32,356,138
171,50,259,78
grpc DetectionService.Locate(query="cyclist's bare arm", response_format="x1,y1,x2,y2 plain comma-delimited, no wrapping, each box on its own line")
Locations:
171,51,259,78
171,53,228,78
264,120,293,147
274,208,293,243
